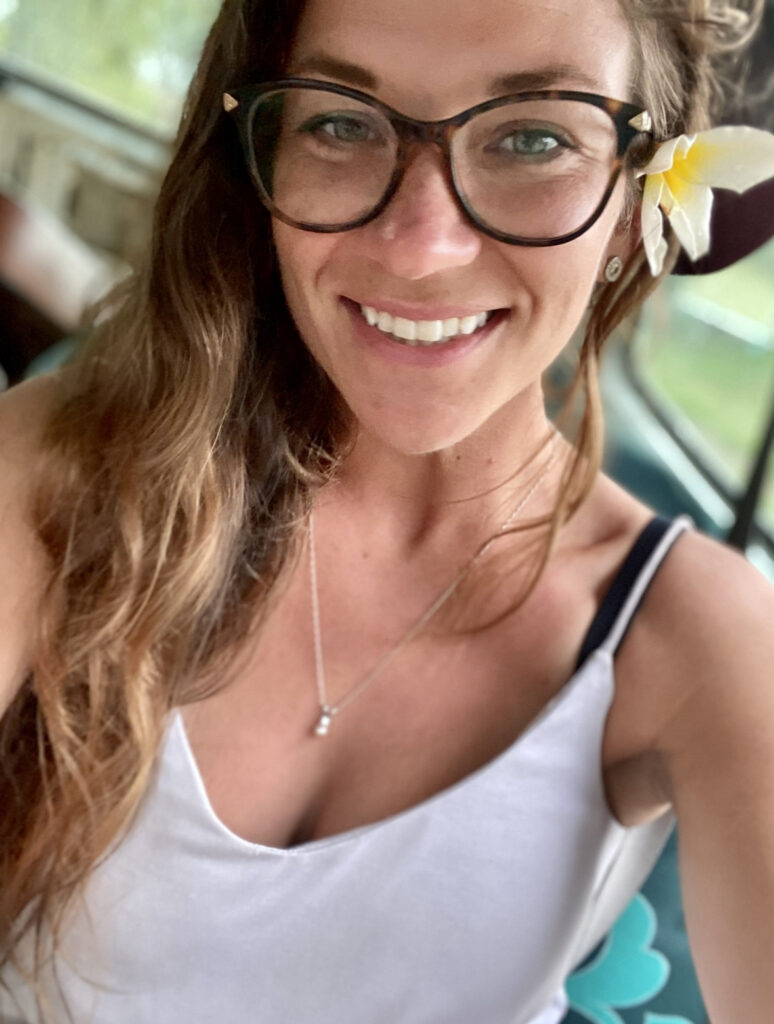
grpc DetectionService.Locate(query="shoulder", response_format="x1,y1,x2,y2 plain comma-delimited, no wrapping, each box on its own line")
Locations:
0,372,62,716
644,524,774,792
1,369,60,444
647,525,773,700
644,528,774,1019
0,370,63,492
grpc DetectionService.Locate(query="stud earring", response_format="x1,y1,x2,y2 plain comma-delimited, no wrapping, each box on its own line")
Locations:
604,256,624,282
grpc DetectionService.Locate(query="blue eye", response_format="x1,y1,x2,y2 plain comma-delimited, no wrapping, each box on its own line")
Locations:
506,131,559,154
499,129,566,157
302,114,377,143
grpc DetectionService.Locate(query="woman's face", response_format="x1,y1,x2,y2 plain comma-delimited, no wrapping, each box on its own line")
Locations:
273,0,635,455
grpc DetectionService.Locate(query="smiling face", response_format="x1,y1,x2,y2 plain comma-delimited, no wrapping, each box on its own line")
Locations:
272,0,635,456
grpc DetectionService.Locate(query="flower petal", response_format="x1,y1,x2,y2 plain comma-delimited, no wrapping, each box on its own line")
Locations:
636,134,694,178
663,180,714,260
680,125,774,192
641,173,668,275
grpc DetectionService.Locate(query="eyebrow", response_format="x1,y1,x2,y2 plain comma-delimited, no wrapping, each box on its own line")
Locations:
287,54,602,96
491,65,601,94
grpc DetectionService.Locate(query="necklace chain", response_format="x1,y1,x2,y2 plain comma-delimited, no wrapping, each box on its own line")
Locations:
308,432,560,736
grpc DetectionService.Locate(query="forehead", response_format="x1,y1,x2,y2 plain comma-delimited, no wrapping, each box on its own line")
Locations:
287,0,634,116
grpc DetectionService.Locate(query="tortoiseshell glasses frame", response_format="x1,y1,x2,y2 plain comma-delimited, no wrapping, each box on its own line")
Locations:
223,77,654,247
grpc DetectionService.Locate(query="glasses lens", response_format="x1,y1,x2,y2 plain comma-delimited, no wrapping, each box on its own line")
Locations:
248,87,398,227
452,98,619,240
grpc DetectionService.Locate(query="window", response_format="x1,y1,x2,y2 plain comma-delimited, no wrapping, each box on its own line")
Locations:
0,0,220,133
633,237,774,535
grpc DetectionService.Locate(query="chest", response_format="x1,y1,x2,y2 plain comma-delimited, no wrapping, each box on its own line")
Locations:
180,535,671,849
13,691,640,1024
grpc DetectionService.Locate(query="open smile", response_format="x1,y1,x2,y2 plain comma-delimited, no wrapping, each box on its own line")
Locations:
341,297,510,366
358,304,496,346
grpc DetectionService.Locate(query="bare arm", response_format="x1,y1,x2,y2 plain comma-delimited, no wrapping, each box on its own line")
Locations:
0,375,56,719
654,531,774,1024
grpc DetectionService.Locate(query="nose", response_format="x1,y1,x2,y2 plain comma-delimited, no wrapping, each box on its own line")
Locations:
359,146,483,279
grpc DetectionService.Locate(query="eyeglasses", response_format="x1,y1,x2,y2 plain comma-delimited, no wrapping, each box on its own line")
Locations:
223,78,653,247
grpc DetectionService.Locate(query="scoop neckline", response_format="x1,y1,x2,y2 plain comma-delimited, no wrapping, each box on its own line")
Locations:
169,646,615,857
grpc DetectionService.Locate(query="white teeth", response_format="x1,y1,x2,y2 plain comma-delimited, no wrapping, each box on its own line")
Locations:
416,319,443,343
359,305,494,346
392,317,417,342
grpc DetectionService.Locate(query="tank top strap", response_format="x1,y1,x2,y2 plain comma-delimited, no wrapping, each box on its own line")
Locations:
575,513,695,670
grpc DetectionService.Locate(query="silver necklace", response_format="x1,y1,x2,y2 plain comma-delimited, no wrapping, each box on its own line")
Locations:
308,433,559,736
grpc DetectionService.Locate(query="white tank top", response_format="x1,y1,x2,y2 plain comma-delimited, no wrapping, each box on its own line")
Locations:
1,515,693,1024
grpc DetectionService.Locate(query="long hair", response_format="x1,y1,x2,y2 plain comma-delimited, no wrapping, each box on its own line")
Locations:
0,0,764,995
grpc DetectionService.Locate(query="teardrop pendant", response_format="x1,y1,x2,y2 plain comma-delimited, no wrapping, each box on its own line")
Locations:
314,707,333,737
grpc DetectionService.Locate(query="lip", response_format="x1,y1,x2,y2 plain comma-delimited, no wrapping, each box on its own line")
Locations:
348,296,507,321
341,297,509,368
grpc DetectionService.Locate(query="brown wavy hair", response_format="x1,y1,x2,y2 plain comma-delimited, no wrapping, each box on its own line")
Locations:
0,0,763,1006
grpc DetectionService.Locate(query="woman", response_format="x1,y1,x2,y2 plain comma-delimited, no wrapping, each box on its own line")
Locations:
1,0,773,1021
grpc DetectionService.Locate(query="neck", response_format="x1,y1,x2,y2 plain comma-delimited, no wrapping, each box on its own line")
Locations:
321,387,563,557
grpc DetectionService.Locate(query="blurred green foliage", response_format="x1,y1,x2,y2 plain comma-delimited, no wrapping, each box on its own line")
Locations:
0,0,220,132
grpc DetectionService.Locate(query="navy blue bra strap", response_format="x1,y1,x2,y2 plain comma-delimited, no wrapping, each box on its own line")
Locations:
574,515,692,671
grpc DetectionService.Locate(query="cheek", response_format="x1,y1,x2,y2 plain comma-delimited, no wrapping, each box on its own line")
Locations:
519,195,626,324
273,223,316,310
272,224,335,352
511,243,601,331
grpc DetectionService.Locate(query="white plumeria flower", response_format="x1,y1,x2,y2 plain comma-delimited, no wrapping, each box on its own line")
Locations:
636,125,774,276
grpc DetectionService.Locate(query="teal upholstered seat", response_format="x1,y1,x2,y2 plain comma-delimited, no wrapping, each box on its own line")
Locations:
564,831,705,1024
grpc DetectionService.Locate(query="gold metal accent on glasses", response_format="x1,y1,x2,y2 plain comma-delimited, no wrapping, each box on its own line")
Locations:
223,93,239,113
628,111,652,133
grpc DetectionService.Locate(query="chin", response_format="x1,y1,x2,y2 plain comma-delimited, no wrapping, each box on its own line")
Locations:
353,408,492,456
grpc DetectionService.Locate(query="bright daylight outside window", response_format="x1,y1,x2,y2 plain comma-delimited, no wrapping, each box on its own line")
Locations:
0,0,220,134
633,237,774,536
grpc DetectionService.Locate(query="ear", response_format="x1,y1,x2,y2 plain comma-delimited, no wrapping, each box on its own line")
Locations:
597,202,642,283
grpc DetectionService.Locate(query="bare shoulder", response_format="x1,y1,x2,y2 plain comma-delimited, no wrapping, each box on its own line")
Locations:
643,525,774,786
0,370,64,499
1,370,61,445
646,526,773,700
640,529,774,1020
0,372,63,716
